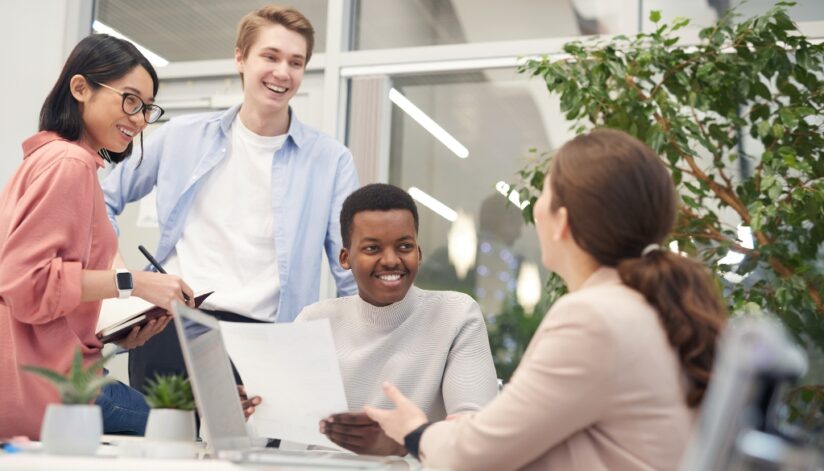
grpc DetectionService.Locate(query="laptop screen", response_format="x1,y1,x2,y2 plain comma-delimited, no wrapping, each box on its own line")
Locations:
172,301,252,453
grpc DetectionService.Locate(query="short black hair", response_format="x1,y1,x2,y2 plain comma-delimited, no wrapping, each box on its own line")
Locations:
39,34,159,165
340,183,419,248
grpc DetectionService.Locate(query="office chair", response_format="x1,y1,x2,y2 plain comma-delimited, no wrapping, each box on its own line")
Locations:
680,316,822,470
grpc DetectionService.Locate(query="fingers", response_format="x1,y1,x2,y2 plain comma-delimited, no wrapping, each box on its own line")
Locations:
157,315,172,332
363,405,389,424
236,385,260,418
179,280,195,306
326,430,368,449
125,325,141,343
322,421,379,438
381,382,410,407
327,412,375,426
241,397,260,418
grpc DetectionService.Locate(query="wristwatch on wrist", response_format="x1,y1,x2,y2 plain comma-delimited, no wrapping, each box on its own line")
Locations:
115,269,133,299
403,422,432,461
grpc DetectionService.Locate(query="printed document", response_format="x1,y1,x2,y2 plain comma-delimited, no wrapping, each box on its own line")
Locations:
218,319,348,449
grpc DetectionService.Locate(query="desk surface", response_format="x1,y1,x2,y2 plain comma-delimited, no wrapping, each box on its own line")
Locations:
0,439,424,471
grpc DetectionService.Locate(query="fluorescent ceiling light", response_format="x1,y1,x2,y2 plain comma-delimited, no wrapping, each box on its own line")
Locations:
409,187,457,222
341,56,526,77
93,20,169,67
389,88,469,159
495,181,530,209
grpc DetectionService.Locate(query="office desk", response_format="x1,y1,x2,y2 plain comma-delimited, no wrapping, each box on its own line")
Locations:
0,438,423,470
0,454,244,470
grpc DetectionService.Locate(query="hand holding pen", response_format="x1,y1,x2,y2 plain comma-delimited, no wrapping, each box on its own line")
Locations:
132,245,194,308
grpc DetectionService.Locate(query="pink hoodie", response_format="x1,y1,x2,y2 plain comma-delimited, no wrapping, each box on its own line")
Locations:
0,132,116,439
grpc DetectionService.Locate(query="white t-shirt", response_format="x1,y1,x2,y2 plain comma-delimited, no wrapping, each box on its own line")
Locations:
164,115,286,321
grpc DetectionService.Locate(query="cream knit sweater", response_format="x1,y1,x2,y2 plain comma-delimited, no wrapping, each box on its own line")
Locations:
296,286,498,420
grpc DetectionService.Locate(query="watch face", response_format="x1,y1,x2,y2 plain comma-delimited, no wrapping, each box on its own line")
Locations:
116,271,134,290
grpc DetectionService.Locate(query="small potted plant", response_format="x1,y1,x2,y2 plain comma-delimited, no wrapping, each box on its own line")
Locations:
21,348,114,455
143,373,197,458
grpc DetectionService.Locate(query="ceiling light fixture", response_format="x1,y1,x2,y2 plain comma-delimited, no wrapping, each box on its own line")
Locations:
408,187,458,222
93,20,169,67
389,88,469,159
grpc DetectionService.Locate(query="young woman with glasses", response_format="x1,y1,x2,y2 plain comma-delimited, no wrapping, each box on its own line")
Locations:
0,34,195,439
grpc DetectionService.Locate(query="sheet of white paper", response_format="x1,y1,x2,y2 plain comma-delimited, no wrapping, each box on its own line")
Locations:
218,319,348,449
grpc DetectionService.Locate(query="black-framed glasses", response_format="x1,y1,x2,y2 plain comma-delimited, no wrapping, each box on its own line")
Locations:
92,80,165,124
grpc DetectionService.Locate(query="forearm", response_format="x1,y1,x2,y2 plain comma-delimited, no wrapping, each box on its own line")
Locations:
80,270,118,302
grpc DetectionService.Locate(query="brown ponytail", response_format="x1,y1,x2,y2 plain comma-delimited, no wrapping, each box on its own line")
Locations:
618,252,725,407
550,129,726,408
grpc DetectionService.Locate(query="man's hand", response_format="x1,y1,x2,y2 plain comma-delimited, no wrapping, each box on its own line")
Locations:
237,385,261,420
319,412,406,456
110,316,171,349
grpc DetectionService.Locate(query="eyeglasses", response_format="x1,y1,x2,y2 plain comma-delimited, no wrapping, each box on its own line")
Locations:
92,80,165,124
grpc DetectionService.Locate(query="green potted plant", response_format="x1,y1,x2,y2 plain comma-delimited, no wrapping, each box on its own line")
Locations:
511,2,823,437
21,348,114,455
143,373,197,458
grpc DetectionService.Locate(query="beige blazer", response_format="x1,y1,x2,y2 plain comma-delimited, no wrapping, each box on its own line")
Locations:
420,267,693,471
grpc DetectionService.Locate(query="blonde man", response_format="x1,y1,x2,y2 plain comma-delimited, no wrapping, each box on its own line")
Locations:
103,6,358,391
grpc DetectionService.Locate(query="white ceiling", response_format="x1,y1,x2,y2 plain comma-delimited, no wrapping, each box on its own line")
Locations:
95,0,328,61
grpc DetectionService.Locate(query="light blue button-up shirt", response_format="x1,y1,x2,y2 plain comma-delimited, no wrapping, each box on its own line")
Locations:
102,105,358,322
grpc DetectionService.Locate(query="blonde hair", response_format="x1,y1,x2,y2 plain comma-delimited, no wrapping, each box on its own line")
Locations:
235,5,314,66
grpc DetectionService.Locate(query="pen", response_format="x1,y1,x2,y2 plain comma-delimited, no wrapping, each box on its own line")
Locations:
138,245,191,303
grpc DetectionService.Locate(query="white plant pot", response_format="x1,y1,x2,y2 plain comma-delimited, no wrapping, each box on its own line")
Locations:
40,404,102,456
144,409,196,459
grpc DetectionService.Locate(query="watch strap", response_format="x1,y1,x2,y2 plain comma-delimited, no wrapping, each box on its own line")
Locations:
403,422,432,461
115,268,133,299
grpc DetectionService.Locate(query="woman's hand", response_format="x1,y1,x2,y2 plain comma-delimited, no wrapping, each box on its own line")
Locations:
364,382,428,445
320,412,406,456
132,271,194,311
110,315,171,349
237,385,261,420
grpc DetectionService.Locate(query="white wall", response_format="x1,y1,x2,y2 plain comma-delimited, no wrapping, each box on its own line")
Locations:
0,0,92,188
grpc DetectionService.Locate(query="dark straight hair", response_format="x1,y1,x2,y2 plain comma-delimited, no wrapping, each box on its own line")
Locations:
549,128,726,408
39,33,159,165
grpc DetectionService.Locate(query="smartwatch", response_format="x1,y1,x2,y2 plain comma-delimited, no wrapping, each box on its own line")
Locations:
403,422,432,461
115,269,133,299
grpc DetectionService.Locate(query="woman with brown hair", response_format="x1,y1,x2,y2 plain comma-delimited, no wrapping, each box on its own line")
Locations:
358,129,726,470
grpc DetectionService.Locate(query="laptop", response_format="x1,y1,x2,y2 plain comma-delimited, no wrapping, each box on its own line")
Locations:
171,301,396,469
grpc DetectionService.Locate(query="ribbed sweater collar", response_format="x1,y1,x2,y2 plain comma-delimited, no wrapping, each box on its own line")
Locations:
354,286,420,330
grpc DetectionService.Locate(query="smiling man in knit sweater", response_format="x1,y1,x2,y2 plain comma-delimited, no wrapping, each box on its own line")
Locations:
294,183,499,456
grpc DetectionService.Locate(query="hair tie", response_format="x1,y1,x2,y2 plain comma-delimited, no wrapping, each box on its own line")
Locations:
641,243,661,257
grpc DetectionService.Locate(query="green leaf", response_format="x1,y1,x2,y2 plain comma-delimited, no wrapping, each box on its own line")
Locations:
514,2,824,423
20,366,70,386
144,374,196,410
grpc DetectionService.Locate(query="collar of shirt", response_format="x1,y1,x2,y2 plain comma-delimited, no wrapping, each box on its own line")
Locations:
22,131,105,168
216,104,308,150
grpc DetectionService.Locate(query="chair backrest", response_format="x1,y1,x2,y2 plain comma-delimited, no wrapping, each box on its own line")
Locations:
679,316,821,470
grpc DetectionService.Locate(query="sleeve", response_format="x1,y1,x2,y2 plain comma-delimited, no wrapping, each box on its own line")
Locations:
325,149,359,297
441,297,499,414
0,158,97,325
101,122,167,236
419,298,616,471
